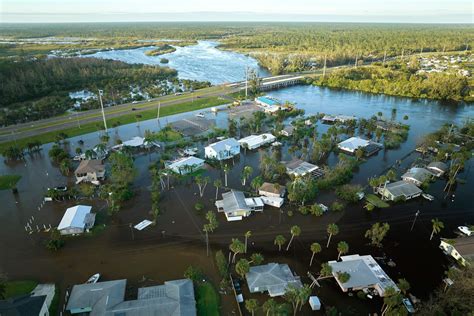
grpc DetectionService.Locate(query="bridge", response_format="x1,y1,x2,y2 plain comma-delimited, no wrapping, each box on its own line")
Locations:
227,74,306,91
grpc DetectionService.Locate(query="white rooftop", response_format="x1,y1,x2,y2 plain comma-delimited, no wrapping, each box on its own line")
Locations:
338,137,370,151
58,205,92,230
167,156,205,170
206,138,239,152
238,134,275,148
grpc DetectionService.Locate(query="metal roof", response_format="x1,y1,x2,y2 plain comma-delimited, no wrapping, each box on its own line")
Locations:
206,138,240,153
219,190,250,213
338,137,370,152
167,156,204,170
384,181,422,197
246,263,302,297
402,167,433,183
58,205,93,230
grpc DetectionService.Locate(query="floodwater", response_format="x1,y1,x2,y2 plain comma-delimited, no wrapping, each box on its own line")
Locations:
86,41,269,84
1,85,473,315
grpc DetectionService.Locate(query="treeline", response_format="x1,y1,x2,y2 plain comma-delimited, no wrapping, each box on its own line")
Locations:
0,58,177,125
311,63,471,102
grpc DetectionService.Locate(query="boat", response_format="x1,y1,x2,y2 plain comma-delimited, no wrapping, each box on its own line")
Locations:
458,226,473,236
422,193,434,201
402,298,416,314
195,113,205,118
211,107,218,113
86,273,100,284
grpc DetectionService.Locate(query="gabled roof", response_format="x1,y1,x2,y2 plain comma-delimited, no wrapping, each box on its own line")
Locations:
75,159,105,174
238,134,275,147
427,161,448,172
402,167,433,183
284,159,318,175
206,138,239,152
167,156,205,170
0,294,46,316
219,190,250,213
259,182,286,195
246,263,302,297
338,137,370,151
451,236,474,259
58,205,93,230
384,181,422,197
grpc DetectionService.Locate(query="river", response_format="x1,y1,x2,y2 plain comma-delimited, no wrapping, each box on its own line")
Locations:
1,82,473,314
86,40,269,84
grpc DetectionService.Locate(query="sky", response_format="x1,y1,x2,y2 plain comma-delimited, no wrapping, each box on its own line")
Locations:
1,0,472,23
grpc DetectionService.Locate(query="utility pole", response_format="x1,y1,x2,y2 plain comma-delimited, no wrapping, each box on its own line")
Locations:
129,223,135,240
156,101,161,127
98,89,107,133
410,210,420,231
322,55,327,79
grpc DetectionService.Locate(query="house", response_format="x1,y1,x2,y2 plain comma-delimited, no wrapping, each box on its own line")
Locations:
74,159,105,185
246,263,302,297
338,137,382,155
283,159,324,178
238,134,276,150
279,125,295,137
166,156,205,175
255,96,281,108
215,190,264,221
112,136,159,150
258,182,286,198
401,167,433,186
57,205,96,235
427,161,448,177
379,181,422,201
204,138,240,160
440,236,474,266
66,278,196,315
0,284,55,316
322,114,356,124
328,254,399,297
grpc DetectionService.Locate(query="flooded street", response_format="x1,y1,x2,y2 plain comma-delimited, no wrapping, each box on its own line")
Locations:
1,85,473,314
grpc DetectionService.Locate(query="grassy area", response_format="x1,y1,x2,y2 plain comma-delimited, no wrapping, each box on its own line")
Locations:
0,174,21,190
366,194,390,208
4,280,38,299
0,96,229,152
49,285,60,315
196,282,219,316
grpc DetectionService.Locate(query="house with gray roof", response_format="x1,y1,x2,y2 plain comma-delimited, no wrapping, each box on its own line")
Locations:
379,180,422,201
215,190,264,221
0,294,48,316
427,161,448,177
245,263,302,297
440,236,474,266
328,254,398,297
283,159,324,178
204,138,240,161
401,167,433,186
66,278,196,316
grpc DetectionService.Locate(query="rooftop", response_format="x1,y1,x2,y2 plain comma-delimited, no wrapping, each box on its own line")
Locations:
283,159,319,176
217,190,250,213
427,161,448,172
246,263,302,297
167,156,205,171
338,137,370,151
451,236,474,259
238,134,276,148
57,205,94,230
206,138,239,152
256,96,281,106
75,159,104,174
402,167,433,183
384,180,422,197
0,294,46,316
259,182,286,196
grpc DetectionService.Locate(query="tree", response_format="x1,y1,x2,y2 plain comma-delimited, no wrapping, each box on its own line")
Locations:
229,238,245,263
286,225,301,251
309,242,322,266
317,262,333,280
355,148,364,161
297,284,312,312
336,272,351,283
195,175,210,198
337,241,349,260
326,223,339,248
365,222,390,247
235,258,250,278
263,298,278,316
0,274,7,299
250,176,264,194
241,166,253,186
283,285,299,316
245,299,259,316
397,278,410,295
250,253,264,265
45,228,65,251
274,234,286,251
223,164,230,186
244,230,252,253
215,250,228,280
184,265,203,282
309,204,324,216
430,218,444,240
213,179,222,199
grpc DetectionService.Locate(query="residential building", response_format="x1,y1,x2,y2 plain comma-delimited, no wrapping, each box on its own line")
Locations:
328,254,399,297
378,181,422,201
258,182,286,198
440,236,474,266
322,114,357,124
204,138,240,161
66,279,196,315
279,125,295,137
166,156,205,175
246,263,302,297
238,134,276,150
401,167,433,186
427,161,448,177
283,159,324,178
57,205,96,235
74,159,105,185
112,136,159,150
338,137,382,155
215,190,264,221
255,96,281,108
0,295,48,316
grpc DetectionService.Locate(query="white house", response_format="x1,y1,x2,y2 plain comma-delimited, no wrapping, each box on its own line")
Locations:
205,138,240,161
215,190,264,221
337,137,370,154
166,156,205,175
378,181,422,201
57,205,96,235
440,236,474,266
401,167,433,186
283,159,324,178
427,161,448,177
74,160,105,185
238,134,276,150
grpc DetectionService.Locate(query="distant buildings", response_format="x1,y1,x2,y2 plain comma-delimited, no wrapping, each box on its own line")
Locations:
401,167,433,186
238,134,276,150
74,159,105,185
166,156,205,175
246,263,302,297
57,205,95,235
283,159,324,178
204,138,240,161
66,278,196,315
338,137,382,156
378,181,422,201
440,236,474,266
322,114,357,124
215,190,263,221
328,254,398,297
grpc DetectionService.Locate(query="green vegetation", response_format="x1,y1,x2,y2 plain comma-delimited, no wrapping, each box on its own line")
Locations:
3,280,38,298
196,282,219,316
145,44,176,56
0,174,21,190
365,194,390,209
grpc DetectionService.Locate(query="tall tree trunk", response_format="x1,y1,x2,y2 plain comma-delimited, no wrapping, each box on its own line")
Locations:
286,235,294,251
326,234,332,248
245,237,248,254
430,229,435,240
310,253,315,266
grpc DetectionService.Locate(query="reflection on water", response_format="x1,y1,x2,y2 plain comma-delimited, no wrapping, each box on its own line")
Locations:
86,41,269,84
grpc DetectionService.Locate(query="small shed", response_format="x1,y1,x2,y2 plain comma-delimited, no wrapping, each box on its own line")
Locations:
309,296,321,311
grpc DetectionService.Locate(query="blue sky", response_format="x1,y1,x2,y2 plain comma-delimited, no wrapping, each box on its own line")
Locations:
1,0,472,23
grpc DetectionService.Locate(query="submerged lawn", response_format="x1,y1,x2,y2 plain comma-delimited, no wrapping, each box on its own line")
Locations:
196,282,219,316
4,280,38,298
0,174,21,190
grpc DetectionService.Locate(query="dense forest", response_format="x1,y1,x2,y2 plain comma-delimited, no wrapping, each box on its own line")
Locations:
310,60,472,102
0,58,177,125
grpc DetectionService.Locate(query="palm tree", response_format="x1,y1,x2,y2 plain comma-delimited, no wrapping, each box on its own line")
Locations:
251,176,264,194
274,235,286,251
286,225,301,251
223,164,230,186
326,223,339,248
245,298,259,316
309,242,322,266
213,179,222,200
397,278,410,295
430,218,444,240
386,169,397,181
241,166,253,186
263,299,278,316
244,230,252,253
229,238,245,263
235,258,250,278
337,241,349,260
365,222,390,247
317,262,333,281
249,253,264,265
